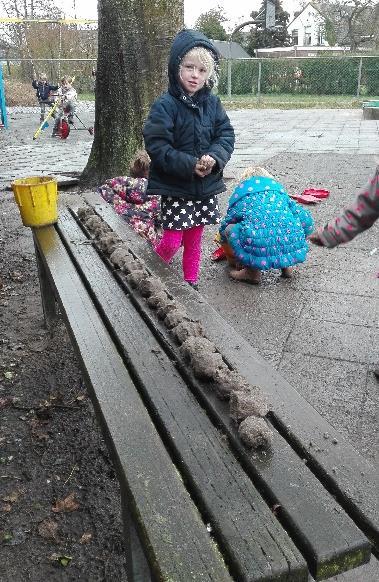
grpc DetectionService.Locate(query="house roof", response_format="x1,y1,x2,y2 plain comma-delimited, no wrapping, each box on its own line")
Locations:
210,39,250,59
288,2,324,28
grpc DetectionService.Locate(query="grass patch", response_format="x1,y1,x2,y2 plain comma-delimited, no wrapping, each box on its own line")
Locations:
220,93,379,110
78,92,95,101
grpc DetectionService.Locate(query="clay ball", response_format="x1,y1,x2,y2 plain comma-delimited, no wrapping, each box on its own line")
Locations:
180,336,217,361
147,292,169,309
213,368,251,401
238,416,273,450
230,389,269,422
121,257,144,274
139,277,165,298
93,224,111,238
171,320,204,344
126,270,148,288
77,207,94,220
84,215,103,230
97,233,123,255
164,309,189,330
157,301,178,320
109,246,130,268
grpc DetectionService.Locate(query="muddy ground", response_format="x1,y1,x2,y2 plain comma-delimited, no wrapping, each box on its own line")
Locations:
0,192,127,580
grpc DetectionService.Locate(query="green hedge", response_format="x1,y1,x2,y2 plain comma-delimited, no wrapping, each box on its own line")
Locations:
219,56,379,96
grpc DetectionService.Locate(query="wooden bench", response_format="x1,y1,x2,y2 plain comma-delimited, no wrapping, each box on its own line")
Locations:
362,100,379,120
31,191,379,581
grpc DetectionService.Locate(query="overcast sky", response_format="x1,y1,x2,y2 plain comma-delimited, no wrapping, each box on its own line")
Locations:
53,0,300,29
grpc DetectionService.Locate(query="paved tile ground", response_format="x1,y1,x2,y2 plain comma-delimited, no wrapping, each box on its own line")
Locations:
1,107,378,581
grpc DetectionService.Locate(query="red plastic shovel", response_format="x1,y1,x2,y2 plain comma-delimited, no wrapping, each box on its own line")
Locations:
302,188,330,199
289,193,321,204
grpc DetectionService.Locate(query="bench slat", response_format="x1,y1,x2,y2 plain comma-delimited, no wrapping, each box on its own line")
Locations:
33,225,232,582
83,194,378,554
64,202,371,579
58,208,307,581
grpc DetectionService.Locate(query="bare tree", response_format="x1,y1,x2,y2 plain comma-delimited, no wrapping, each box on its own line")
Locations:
0,0,62,77
320,0,379,50
80,0,184,186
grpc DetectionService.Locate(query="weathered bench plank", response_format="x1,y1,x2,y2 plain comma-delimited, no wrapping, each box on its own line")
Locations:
58,208,307,581
32,225,232,582
63,202,371,579
83,193,379,555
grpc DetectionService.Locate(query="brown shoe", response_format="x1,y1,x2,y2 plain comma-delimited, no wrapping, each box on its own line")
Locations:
229,267,261,284
281,267,293,278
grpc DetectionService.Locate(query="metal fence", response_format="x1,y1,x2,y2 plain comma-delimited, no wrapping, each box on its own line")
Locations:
3,54,379,102
219,55,379,98
2,58,97,94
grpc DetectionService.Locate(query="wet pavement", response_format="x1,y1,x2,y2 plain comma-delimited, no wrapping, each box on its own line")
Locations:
1,106,378,581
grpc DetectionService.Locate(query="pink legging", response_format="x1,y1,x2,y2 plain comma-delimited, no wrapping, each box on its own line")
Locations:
154,226,204,283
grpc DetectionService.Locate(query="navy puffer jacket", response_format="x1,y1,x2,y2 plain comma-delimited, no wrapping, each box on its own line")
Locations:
143,29,235,200
32,80,58,101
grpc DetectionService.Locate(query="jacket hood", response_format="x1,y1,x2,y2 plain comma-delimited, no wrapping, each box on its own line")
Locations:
229,176,284,208
168,29,219,101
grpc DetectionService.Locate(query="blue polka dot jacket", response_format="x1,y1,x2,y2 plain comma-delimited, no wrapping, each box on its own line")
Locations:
219,176,314,270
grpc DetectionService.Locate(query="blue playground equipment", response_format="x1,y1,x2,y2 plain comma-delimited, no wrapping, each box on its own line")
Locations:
0,63,8,129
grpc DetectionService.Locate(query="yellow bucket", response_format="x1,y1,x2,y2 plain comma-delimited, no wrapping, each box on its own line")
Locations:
11,176,58,227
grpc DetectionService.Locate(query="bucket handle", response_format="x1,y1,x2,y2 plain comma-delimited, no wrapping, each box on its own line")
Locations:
14,190,23,208
29,183,52,208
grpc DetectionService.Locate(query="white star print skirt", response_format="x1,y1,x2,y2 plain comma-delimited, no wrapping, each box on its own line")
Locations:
161,195,220,230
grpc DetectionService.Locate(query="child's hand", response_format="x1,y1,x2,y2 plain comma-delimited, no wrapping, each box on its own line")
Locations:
308,232,324,246
195,155,216,178
194,160,209,178
200,155,216,173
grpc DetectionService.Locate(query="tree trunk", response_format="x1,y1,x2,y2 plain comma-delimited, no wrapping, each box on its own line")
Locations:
80,0,184,187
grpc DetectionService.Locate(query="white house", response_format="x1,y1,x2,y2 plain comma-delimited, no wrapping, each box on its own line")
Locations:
287,2,328,47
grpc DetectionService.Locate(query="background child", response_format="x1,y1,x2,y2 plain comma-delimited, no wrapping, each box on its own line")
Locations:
143,29,235,289
98,150,161,245
52,76,78,137
32,73,58,122
219,166,314,284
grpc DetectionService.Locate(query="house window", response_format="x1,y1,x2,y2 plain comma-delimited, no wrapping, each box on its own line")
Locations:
318,27,324,45
292,29,298,45
304,26,312,45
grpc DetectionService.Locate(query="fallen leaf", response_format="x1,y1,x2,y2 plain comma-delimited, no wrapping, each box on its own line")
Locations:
2,490,20,503
49,553,72,567
9,271,23,282
1,503,12,512
38,518,59,541
3,371,14,380
52,492,79,513
271,504,281,516
76,394,86,402
79,532,92,544
58,556,72,567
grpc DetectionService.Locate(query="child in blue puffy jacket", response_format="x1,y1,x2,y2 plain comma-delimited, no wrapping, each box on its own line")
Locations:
219,167,314,284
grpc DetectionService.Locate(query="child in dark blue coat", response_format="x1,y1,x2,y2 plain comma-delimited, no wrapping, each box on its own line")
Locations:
219,167,314,284
143,29,235,289
32,73,58,122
